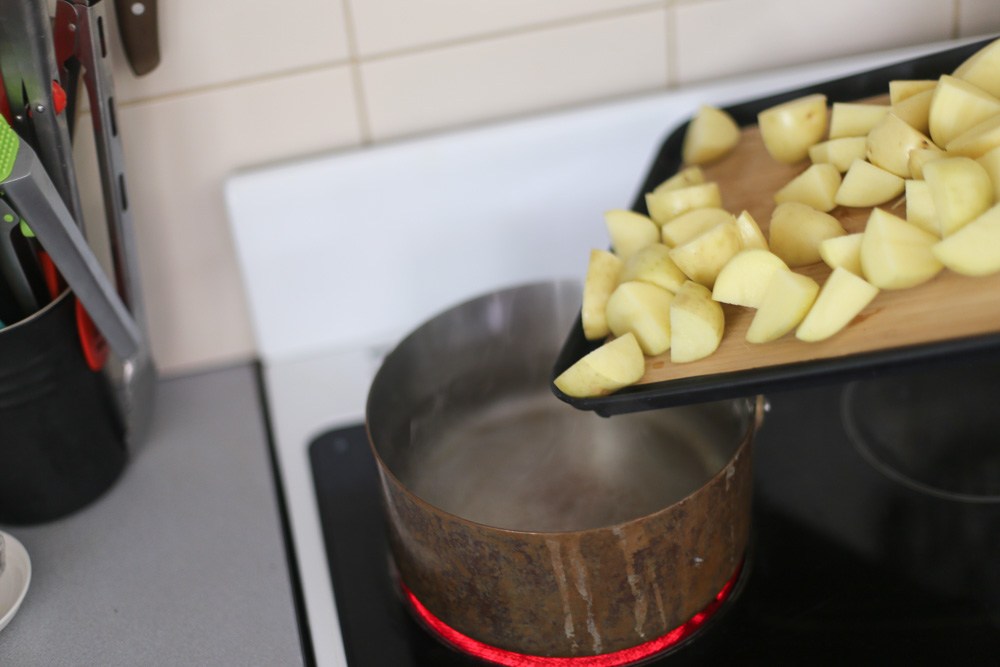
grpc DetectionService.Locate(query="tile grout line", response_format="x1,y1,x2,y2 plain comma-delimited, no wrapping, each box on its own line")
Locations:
339,0,374,145
116,2,669,110
353,2,666,64
952,0,962,39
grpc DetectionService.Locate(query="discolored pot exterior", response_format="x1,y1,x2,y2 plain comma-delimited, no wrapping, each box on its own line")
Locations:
365,281,757,658
372,426,753,657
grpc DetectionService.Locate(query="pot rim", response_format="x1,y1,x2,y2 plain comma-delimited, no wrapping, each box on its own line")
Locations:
364,394,761,538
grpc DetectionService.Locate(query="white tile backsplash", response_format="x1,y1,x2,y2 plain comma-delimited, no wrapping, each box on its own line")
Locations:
75,66,363,373
957,0,1000,37
349,0,660,57
109,0,351,102
674,0,955,84
360,9,669,141
62,0,988,373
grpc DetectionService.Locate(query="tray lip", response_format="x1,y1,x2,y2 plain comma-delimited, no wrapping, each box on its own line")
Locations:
552,37,998,415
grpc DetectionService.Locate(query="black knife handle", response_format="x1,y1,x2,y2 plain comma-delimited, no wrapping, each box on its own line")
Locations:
114,0,160,76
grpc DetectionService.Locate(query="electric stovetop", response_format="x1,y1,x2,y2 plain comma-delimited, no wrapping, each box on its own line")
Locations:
308,373,1000,666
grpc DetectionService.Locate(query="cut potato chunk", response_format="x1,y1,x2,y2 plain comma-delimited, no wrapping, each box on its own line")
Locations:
907,146,945,179
809,137,867,173
660,207,734,247
977,145,1000,200
795,267,879,342
746,270,820,343
928,75,1000,147
945,113,1000,158
711,248,789,308
683,105,741,165
652,166,705,194
769,202,847,267
773,163,841,211
829,102,890,139
860,208,943,289
606,281,675,356
670,281,724,363
889,79,937,105
834,159,905,207
865,113,936,178
891,88,934,135
904,179,939,236
668,221,742,287
645,182,722,225
618,243,687,293
604,210,659,260
923,156,994,236
932,202,1000,276
734,210,769,250
554,333,646,398
758,93,828,163
952,37,1000,98
819,232,864,275
581,249,622,340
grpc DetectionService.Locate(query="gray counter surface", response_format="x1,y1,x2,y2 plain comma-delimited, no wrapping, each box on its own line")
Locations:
0,364,305,666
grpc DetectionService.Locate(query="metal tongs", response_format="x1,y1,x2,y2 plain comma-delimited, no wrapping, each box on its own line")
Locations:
0,0,155,449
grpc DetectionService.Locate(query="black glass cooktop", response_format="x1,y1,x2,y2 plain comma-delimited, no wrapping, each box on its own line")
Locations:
309,378,1000,665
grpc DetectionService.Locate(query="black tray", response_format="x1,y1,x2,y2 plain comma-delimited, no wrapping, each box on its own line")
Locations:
552,38,999,416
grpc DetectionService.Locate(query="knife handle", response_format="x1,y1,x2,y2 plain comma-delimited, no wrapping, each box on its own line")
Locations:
114,0,160,76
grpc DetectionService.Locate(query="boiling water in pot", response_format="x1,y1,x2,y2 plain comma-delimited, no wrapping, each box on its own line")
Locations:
402,389,738,532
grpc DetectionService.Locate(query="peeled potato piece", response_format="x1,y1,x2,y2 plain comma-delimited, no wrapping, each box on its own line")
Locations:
554,333,646,398
683,105,741,165
645,182,722,225
712,249,789,308
946,113,1000,158
581,249,622,340
795,267,879,343
889,79,937,105
652,166,705,194
907,146,945,180
952,37,1000,99
904,179,939,236
773,163,841,211
604,209,659,260
660,207,734,247
746,270,820,343
860,208,943,290
892,88,934,135
618,243,687,293
828,102,890,139
769,202,847,267
670,281,724,363
758,93,828,163
977,145,1000,200
819,233,864,275
734,210,769,250
933,203,1000,276
928,75,1000,148
606,281,675,356
923,156,994,237
834,159,905,207
809,137,867,173
668,221,743,287
865,112,937,178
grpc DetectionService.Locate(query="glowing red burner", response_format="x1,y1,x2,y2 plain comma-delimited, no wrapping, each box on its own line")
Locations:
402,565,741,667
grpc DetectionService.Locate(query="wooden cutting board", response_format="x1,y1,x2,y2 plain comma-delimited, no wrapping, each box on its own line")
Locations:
635,116,1000,389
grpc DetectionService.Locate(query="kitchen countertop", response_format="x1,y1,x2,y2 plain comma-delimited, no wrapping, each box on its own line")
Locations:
0,364,305,666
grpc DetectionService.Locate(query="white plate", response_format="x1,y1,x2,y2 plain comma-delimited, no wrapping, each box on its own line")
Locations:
0,531,31,633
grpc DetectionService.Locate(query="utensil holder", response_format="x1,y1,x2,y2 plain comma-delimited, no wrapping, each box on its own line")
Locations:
0,291,126,524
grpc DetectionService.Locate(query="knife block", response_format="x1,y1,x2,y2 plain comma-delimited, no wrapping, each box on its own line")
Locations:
0,291,126,524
